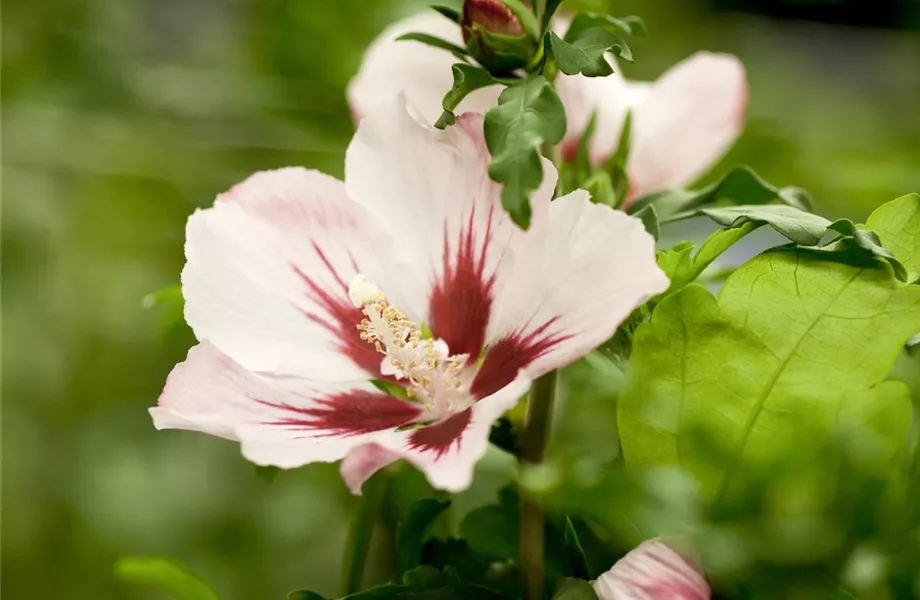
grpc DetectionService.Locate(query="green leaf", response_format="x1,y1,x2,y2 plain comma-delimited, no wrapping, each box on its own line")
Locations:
564,12,646,41
431,5,460,23
633,203,659,241
499,0,540,40
484,76,566,228
395,499,451,576
685,205,907,280
866,193,920,283
563,518,590,580
629,166,814,221
656,221,759,298
620,250,920,501
114,557,220,600
436,64,497,129
548,29,632,77
254,465,280,483
396,32,469,60
695,205,832,245
317,566,512,600
541,0,566,31
551,578,598,600
287,592,328,600
489,416,518,454
583,171,616,208
908,332,920,348
461,505,518,560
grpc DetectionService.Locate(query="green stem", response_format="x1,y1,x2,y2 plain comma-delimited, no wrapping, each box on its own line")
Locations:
341,474,387,595
518,370,558,600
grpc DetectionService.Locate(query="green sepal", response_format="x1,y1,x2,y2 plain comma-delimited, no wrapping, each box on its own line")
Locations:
435,64,497,129
430,5,460,23
499,0,540,40
396,32,470,61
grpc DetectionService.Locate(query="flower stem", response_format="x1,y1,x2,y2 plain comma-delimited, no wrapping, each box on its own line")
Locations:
341,473,387,595
518,370,558,600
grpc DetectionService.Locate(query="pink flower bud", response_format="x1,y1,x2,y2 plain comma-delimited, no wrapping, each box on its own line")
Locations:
461,0,525,40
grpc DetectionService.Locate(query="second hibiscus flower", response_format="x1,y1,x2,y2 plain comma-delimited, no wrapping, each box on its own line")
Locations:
348,11,748,203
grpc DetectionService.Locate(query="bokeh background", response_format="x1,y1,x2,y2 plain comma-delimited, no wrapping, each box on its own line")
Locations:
3,0,920,598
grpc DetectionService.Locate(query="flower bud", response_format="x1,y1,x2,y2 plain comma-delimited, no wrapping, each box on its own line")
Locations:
461,0,535,72
461,0,525,39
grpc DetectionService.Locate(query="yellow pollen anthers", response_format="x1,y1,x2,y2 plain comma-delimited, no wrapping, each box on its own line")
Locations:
348,275,470,417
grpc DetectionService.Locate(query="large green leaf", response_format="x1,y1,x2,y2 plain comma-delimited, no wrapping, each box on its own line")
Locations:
628,166,813,221
620,250,920,501
484,76,566,228
547,29,632,77
435,64,498,129
866,193,920,283
114,557,220,600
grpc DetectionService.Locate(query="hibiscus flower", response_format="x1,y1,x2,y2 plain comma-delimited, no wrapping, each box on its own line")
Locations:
595,539,710,600
347,11,748,203
150,96,667,493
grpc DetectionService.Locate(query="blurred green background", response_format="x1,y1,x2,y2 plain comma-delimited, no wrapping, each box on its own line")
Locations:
3,0,919,598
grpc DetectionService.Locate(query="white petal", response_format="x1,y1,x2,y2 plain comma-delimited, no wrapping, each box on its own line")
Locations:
628,52,748,198
152,343,420,468
382,376,531,492
183,167,411,380
556,69,630,164
339,443,400,495
347,12,502,125
594,539,710,600
472,190,667,398
345,96,558,363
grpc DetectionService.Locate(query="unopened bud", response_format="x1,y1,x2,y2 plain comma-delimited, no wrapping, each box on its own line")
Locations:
461,0,525,40
461,0,535,72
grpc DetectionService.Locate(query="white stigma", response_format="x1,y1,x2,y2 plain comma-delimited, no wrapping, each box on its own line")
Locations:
348,274,383,307
349,274,471,419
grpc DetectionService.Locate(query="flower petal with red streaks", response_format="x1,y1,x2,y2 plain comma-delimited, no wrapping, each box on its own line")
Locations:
594,539,710,600
345,97,557,358
340,443,400,495
151,342,417,467
381,376,530,492
183,167,413,380
476,190,668,396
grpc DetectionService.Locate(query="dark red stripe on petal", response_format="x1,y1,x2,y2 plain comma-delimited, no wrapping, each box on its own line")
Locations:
429,206,497,361
258,390,421,437
406,408,472,459
293,262,384,378
471,317,573,399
